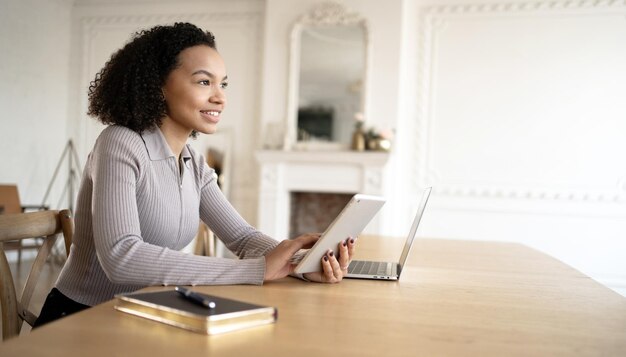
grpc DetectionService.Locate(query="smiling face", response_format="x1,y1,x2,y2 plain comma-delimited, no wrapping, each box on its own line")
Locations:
161,45,228,137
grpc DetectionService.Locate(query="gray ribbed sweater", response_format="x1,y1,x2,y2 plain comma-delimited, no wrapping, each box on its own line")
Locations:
55,125,278,306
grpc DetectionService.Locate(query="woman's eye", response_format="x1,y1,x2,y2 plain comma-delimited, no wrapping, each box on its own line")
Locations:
199,80,210,86
220,82,229,89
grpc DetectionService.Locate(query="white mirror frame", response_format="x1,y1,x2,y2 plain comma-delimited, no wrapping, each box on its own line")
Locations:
284,2,370,150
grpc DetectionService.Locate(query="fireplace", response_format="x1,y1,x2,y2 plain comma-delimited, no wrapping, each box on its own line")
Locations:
256,150,389,240
289,192,353,237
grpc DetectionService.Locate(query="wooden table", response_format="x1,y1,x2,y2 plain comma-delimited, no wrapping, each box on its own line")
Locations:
1,236,625,356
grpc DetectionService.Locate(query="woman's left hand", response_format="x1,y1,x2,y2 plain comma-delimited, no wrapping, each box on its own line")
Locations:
303,237,356,283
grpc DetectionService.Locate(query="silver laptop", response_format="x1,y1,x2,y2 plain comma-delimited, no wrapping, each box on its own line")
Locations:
345,187,431,281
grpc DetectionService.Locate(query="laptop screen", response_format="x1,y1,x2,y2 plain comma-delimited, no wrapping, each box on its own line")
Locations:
398,187,431,269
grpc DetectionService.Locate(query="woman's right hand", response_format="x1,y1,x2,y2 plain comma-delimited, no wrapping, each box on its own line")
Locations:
264,233,320,281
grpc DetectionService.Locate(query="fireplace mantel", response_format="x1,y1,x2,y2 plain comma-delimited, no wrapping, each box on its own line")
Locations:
256,150,390,165
255,150,390,240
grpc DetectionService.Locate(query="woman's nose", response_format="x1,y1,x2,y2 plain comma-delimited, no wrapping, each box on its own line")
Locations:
210,88,226,104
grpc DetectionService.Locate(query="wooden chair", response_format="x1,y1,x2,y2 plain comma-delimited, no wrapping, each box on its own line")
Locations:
0,209,73,340
0,185,49,215
0,185,49,264
194,148,229,257
194,224,216,257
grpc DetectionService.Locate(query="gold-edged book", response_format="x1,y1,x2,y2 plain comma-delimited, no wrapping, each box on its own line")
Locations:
115,289,277,335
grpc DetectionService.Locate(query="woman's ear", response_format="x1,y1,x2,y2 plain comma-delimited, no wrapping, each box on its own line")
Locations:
160,88,169,114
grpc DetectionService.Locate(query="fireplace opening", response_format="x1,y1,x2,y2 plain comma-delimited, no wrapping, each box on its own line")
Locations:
289,192,354,238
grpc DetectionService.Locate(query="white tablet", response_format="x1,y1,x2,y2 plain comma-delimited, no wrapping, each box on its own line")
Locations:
293,194,385,274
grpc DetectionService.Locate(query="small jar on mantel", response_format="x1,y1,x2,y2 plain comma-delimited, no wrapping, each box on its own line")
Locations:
366,137,392,152
351,127,366,151
351,112,366,151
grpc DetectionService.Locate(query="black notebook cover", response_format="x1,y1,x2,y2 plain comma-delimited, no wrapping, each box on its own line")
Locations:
115,289,277,334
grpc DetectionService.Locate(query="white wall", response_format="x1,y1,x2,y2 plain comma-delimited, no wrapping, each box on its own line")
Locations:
260,0,626,296
0,0,73,206
401,0,626,295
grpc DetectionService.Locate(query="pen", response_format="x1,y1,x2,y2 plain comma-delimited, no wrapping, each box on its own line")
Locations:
174,286,216,309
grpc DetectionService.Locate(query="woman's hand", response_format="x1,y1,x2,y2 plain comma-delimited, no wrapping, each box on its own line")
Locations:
264,233,320,281
304,237,356,283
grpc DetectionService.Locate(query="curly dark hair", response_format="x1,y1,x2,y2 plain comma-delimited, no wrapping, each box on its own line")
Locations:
88,23,216,133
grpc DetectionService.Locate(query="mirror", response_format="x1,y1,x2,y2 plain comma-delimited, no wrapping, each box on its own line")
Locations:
285,3,368,150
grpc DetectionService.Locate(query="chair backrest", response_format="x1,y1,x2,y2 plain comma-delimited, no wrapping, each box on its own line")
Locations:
0,185,22,215
0,209,73,340
194,147,229,257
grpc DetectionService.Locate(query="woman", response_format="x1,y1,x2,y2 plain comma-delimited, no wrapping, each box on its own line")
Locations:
35,23,355,327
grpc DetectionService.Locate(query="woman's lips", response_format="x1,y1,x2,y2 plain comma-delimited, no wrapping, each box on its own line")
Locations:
200,110,220,123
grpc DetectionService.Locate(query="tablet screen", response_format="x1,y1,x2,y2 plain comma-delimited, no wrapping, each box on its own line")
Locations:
293,194,385,274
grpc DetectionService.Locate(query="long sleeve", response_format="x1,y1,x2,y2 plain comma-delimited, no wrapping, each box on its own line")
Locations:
55,126,276,306
196,162,278,260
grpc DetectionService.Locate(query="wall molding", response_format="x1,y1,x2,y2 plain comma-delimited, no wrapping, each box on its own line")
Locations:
79,12,260,26
296,1,366,26
414,0,626,206
421,0,626,15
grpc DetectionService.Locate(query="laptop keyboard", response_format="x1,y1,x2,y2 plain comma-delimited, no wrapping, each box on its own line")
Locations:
349,261,392,276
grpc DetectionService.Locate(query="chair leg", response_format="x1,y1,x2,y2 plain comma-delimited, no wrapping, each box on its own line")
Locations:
207,230,215,257
194,224,206,256
17,241,22,267
193,224,217,257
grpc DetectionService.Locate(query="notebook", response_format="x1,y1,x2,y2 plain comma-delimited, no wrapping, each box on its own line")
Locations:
345,187,431,281
115,289,277,335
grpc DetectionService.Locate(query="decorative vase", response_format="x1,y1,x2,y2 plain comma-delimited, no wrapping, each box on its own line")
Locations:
366,138,378,151
351,129,366,151
366,138,391,151
377,138,391,151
